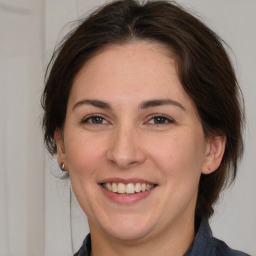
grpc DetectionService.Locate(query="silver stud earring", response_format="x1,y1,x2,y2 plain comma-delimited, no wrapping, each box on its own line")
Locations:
60,163,66,171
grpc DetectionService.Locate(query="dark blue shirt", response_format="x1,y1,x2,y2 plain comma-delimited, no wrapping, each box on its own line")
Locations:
74,219,250,256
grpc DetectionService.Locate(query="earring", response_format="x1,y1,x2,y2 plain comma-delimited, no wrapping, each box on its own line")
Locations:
60,163,66,171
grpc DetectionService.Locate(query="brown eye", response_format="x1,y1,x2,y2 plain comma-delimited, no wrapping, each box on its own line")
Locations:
148,116,173,125
83,116,108,124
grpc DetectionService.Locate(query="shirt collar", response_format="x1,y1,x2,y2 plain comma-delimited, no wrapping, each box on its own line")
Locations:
184,218,213,256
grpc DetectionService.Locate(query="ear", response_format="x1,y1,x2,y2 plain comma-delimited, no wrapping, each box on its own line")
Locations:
54,129,68,170
202,136,226,175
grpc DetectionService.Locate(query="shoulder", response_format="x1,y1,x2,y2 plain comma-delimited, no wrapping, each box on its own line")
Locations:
73,234,91,256
187,219,251,256
213,237,251,256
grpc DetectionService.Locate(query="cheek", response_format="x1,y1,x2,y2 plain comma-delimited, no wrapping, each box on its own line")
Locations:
64,132,107,177
147,130,206,178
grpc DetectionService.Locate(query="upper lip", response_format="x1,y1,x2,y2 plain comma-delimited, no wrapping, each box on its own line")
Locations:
98,177,156,185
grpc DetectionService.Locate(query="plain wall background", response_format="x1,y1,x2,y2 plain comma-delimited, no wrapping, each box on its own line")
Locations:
0,0,255,255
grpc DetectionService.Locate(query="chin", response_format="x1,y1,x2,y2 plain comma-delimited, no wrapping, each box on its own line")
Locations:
107,224,154,242
93,213,157,243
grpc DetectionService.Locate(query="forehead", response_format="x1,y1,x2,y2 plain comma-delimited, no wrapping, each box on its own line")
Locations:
69,41,193,110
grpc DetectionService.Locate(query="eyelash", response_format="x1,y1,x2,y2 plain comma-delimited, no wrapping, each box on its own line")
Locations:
146,114,174,125
82,114,109,125
81,114,174,126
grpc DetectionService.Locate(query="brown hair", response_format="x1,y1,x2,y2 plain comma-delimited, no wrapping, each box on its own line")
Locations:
41,0,244,221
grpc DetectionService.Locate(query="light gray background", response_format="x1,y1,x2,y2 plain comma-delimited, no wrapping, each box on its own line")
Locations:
0,0,255,255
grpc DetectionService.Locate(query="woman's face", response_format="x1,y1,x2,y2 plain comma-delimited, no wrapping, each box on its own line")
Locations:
56,41,222,243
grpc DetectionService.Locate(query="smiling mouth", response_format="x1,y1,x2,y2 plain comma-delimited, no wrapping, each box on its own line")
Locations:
101,182,156,194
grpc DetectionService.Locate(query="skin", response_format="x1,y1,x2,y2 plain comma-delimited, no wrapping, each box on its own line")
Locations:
55,41,225,256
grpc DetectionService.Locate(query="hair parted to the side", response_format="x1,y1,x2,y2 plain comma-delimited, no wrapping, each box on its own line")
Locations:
41,0,244,221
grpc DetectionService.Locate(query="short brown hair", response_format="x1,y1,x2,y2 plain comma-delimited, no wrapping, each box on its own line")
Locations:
41,0,244,221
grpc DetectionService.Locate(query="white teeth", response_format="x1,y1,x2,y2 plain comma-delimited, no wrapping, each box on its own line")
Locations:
135,183,142,193
102,182,155,194
112,183,118,192
126,183,135,194
106,183,112,191
117,183,126,194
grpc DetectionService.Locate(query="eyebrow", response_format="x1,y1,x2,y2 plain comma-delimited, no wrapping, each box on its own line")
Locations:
72,99,112,110
139,99,186,111
72,98,186,111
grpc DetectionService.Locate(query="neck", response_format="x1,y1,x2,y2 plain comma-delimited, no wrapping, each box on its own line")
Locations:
89,215,195,256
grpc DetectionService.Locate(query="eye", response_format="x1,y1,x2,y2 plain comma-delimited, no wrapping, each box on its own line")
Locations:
82,115,108,125
147,115,174,125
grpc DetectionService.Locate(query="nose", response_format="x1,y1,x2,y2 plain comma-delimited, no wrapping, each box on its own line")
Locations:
106,125,146,169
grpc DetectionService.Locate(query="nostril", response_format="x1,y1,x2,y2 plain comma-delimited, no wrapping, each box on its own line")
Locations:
107,147,146,169
105,127,147,169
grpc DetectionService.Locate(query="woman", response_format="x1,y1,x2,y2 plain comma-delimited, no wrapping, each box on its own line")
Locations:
42,0,250,255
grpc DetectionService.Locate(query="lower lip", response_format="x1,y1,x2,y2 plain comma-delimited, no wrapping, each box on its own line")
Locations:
99,185,156,205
